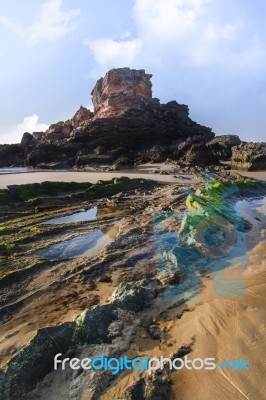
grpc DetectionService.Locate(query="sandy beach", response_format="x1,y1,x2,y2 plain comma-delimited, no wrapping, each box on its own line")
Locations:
0,165,265,190
0,168,265,400
0,164,196,189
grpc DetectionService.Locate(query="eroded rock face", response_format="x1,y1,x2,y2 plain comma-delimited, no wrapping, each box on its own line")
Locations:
2,67,250,168
91,68,152,118
20,132,35,146
0,144,26,167
75,280,158,344
0,323,74,400
182,143,220,166
231,142,266,170
73,105,94,123
43,106,94,145
207,135,241,160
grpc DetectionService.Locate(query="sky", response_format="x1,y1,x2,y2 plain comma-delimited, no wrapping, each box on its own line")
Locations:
0,0,265,144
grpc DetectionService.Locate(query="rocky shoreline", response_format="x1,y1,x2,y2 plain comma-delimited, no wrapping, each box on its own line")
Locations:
0,68,265,171
0,171,265,399
0,67,265,399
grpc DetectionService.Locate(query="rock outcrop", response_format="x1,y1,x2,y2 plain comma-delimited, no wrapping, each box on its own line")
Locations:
2,67,262,169
76,280,158,344
0,323,74,400
231,142,266,170
0,279,159,399
0,144,26,167
182,143,220,166
91,68,152,118
207,135,241,160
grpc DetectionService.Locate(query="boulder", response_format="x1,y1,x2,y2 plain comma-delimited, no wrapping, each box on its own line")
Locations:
111,280,157,312
124,378,146,400
182,143,220,166
0,144,25,167
207,135,241,160
20,132,35,146
231,142,266,170
76,280,158,344
0,323,74,400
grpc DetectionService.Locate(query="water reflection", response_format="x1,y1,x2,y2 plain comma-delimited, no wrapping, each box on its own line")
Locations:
33,229,111,259
0,167,31,174
41,207,97,225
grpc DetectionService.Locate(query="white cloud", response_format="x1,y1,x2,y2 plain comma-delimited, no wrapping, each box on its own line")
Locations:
88,0,266,72
27,0,80,45
86,38,142,77
120,31,131,40
0,115,49,144
0,0,79,45
86,0,240,73
86,0,266,141
0,15,24,38
133,0,208,39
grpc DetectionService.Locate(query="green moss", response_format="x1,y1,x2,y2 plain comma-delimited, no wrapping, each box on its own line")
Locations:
1,178,151,205
2,181,92,203
29,226,43,234
73,319,86,344
180,177,258,244
3,243,15,251
84,177,144,196
0,192,12,204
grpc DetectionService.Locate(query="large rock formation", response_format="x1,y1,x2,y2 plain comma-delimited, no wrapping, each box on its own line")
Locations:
0,67,256,169
231,142,266,170
91,68,152,118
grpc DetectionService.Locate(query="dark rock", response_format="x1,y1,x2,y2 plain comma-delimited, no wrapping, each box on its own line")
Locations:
172,344,192,358
77,280,158,344
123,374,171,400
0,68,217,168
111,280,157,312
231,142,266,170
20,132,35,146
144,373,171,400
125,378,146,400
98,274,112,283
207,135,241,160
0,144,25,167
148,324,162,340
182,143,220,166
75,154,114,167
0,323,74,400
78,303,117,343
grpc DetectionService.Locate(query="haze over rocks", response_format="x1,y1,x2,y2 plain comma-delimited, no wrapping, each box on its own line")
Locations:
0,67,265,170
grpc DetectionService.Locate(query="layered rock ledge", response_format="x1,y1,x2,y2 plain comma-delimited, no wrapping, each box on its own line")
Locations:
0,67,264,169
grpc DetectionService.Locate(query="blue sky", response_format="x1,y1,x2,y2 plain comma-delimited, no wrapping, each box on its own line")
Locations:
0,0,265,144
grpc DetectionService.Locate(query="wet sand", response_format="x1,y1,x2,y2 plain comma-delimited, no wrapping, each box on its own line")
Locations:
1,167,265,399
230,170,266,181
0,165,265,189
0,170,192,188
0,168,193,189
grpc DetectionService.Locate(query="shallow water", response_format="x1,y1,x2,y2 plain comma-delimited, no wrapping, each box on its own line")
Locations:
0,167,31,174
41,207,97,225
162,196,266,301
33,229,111,260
